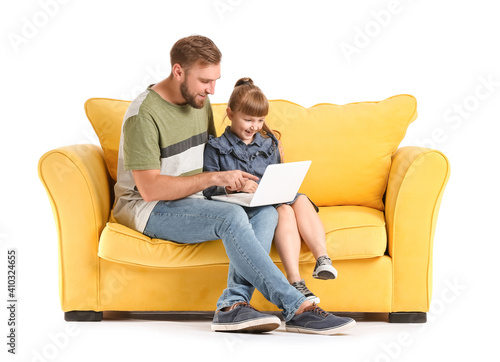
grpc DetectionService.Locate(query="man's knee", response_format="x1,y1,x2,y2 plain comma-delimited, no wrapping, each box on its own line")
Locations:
217,203,250,227
264,205,279,225
216,204,278,235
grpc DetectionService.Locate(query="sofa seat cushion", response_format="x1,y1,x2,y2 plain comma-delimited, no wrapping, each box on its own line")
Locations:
310,205,387,262
98,206,387,268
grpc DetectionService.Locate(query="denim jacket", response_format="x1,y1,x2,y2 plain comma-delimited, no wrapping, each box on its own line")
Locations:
203,126,281,199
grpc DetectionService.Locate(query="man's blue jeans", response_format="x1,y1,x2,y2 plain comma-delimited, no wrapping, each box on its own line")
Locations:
143,198,306,322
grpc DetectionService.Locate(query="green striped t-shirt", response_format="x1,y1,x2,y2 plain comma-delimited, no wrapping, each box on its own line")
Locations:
113,85,216,232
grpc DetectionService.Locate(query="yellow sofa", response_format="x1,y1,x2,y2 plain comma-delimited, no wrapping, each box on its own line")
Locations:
38,94,450,323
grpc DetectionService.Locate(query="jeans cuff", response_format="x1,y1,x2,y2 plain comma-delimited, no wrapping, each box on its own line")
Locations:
282,295,307,322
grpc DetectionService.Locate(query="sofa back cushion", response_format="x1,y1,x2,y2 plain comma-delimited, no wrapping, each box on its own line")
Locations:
212,95,417,210
85,98,131,181
85,94,416,210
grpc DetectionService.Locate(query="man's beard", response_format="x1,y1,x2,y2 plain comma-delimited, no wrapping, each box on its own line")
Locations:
180,80,206,109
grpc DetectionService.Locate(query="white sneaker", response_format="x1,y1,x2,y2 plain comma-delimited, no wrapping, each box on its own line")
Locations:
312,255,338,280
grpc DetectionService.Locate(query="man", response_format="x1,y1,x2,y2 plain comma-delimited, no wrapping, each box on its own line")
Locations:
113,35,355,334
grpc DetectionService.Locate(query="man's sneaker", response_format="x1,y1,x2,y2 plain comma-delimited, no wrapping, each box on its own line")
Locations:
312,255,338,280
211,302,281,333
286,303,356,335
291,279,320,304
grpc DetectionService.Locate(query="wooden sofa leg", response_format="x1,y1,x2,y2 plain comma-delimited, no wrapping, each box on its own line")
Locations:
64,311,103,322
388,312,426,323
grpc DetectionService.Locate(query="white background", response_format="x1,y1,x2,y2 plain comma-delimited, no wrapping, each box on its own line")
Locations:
1,0,499,361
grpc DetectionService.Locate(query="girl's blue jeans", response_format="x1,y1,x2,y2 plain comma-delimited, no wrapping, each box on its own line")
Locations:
143,197,306,322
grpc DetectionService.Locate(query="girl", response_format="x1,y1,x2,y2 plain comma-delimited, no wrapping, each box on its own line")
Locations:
203,78,337,303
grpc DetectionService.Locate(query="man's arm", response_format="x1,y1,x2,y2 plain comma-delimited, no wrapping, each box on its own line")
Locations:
133,169,258,202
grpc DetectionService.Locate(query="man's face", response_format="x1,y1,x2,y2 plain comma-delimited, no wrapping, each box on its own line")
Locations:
180,62,221,109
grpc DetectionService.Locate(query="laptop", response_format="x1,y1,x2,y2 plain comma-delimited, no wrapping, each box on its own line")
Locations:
211,160,312,207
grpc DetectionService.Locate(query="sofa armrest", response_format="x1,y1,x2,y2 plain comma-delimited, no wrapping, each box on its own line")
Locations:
38,144,112,312
385,146,450,313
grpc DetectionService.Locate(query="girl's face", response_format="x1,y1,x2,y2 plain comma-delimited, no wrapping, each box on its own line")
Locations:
227,108,266,144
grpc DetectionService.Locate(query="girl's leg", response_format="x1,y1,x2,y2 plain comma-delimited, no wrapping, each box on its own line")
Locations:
274,204,302,284
291,195,328,259
292,195,337,280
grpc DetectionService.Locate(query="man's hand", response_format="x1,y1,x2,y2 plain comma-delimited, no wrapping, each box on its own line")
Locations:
237,180,259,193
216,170,259,192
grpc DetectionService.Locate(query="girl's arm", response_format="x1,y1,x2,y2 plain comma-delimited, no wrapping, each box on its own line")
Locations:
277,139,285,163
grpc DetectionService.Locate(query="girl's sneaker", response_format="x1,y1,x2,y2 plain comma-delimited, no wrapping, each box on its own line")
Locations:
291,279,320,304
312,255,338,280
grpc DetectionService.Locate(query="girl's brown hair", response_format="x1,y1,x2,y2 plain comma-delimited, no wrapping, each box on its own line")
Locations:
227,78,281,141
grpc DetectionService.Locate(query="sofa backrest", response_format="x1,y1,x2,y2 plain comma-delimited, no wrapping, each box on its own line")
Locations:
85,98,130,182
85,94,417,211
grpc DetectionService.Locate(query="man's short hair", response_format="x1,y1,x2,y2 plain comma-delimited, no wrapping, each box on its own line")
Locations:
170,35,222,71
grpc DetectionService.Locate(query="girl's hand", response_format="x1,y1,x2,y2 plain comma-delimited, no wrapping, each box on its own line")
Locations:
278,140,285,162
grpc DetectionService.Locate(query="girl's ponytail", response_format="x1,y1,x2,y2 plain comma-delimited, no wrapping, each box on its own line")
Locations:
234,77,254,87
